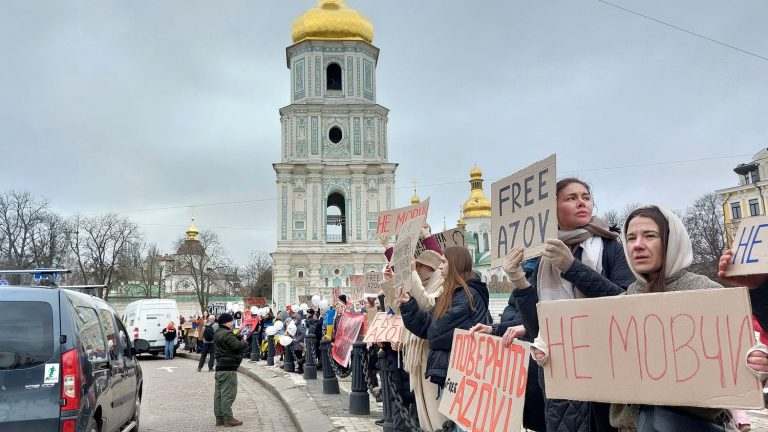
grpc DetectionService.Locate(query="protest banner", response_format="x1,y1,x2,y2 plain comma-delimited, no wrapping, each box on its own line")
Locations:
392,215,427,293
331,313,366,367
363,312,404,344
438,330,530,432
349,275,365,302
725,215,768,276
376,198,430,237
245,297,267,306
536,288,763,409
491,154,556,267
415,227,466,257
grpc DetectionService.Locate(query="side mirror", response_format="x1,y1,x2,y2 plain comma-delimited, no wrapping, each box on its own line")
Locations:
133,339,150,353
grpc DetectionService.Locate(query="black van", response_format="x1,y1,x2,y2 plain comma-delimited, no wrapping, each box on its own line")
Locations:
0,271,149,432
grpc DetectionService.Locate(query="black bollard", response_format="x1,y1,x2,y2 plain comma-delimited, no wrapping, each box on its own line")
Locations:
249,334,260,362
320,339,340,394
266,335,276,366
349,341,370,415
284,342,295,373
303,333,317,380
378,348,394,432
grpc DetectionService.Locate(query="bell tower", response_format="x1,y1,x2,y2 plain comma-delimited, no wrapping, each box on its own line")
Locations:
271,0,397,308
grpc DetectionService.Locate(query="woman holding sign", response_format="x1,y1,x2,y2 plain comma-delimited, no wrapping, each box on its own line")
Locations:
397,246,492,399
532,206,733,431
473,178,634,432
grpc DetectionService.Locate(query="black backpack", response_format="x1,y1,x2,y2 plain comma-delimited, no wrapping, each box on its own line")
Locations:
203,324,214,342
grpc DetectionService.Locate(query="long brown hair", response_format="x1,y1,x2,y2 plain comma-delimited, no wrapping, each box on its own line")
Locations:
432,246,475,319
624,206,670,293
556,178,591,196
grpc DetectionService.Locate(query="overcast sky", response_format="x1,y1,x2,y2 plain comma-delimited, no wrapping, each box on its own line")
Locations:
2,0,767,266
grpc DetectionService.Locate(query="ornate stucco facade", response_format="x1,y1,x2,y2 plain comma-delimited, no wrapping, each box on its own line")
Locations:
271,1,396,308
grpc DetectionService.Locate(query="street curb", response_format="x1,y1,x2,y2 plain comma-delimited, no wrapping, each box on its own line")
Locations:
175,352,336,432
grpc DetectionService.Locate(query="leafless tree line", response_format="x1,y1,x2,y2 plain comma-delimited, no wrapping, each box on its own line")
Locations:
0,190,272,306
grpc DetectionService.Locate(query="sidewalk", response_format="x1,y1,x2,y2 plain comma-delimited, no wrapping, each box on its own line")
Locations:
177,351,383,432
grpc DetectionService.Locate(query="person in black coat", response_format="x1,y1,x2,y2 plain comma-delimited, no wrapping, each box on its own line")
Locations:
475,178,634,432
398,246,492,389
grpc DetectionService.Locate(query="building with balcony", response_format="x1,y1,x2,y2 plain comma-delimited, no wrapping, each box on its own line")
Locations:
715,148,768,245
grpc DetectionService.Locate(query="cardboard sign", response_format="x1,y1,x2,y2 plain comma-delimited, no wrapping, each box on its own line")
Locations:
363,312,404,344
726,216,768,276
349,275,365,302
364,272,384,293
331,313,366,367
536,288,763,409
376,198,430,237
415,228,466,257
438,330,530,432
392,215,427,293
491,154,557,267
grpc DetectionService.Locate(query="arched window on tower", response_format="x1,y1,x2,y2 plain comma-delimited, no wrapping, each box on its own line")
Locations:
483,232,489,253
327,63,342,91
326,192,346,243
473,233,480,255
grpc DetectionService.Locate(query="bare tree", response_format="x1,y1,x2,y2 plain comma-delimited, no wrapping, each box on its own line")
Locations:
121,241,166,298
66,213,141,300
173,230,236,314
0,191,67,273
683,193,726,280
600,209,622,230
600,202,644,233
241,251,273,298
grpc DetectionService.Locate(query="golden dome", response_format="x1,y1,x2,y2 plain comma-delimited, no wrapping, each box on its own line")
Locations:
462,166,492,218
291,0,374,44
411,192,421,205
470,165,483,178
186,219,199,240
457,212,467,231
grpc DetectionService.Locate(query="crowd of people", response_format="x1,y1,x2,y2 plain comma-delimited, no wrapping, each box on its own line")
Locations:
170,177,768,432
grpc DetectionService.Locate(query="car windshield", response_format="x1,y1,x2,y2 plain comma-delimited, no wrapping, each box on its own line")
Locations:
0,301,54,369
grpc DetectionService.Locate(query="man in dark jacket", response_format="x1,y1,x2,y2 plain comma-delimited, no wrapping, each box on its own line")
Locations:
213,313,248,427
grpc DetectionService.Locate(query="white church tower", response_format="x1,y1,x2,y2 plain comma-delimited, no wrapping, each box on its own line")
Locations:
271,0,397,308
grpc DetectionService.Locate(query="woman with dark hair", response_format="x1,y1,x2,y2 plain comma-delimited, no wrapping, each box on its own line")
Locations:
398,246,492,391
472,177,634,432
611,205,731,430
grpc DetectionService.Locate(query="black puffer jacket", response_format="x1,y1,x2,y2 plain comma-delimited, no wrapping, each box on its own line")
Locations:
513,237,634,432
400,278,492,387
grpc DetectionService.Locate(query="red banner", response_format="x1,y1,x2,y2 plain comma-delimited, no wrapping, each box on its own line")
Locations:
331,313,366,367
245,297,267,306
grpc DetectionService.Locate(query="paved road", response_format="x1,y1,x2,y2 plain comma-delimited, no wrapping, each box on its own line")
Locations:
138,355,298,431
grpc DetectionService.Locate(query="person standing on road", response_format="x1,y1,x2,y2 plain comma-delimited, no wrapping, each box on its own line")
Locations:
213,313,248,427
198,314,217,372
161,321,177,360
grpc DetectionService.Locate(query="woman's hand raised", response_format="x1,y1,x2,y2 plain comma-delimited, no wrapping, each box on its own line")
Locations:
718,250,768,289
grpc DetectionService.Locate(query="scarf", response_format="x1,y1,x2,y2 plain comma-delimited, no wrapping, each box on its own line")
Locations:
402,271,444,376
537,216,618,301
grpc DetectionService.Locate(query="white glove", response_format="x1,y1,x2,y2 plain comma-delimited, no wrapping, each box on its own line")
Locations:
746,343,768,383
503,247,529,289
542,239,574,272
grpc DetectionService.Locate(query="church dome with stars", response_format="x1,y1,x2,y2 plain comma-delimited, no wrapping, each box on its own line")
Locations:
291,0,374,44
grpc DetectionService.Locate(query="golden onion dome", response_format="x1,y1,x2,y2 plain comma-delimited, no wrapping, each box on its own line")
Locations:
411,192,421,205
186,220,199,240
291,0,374,44
463,165,492,218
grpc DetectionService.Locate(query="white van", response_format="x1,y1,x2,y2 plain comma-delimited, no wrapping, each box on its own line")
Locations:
122,299,180,356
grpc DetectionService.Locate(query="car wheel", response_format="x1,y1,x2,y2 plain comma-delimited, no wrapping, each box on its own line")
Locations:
84,416,100,432
129,391,141,431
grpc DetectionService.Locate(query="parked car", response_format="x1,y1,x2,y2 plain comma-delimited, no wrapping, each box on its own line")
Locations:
0,270,150,432
122,299,180,357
